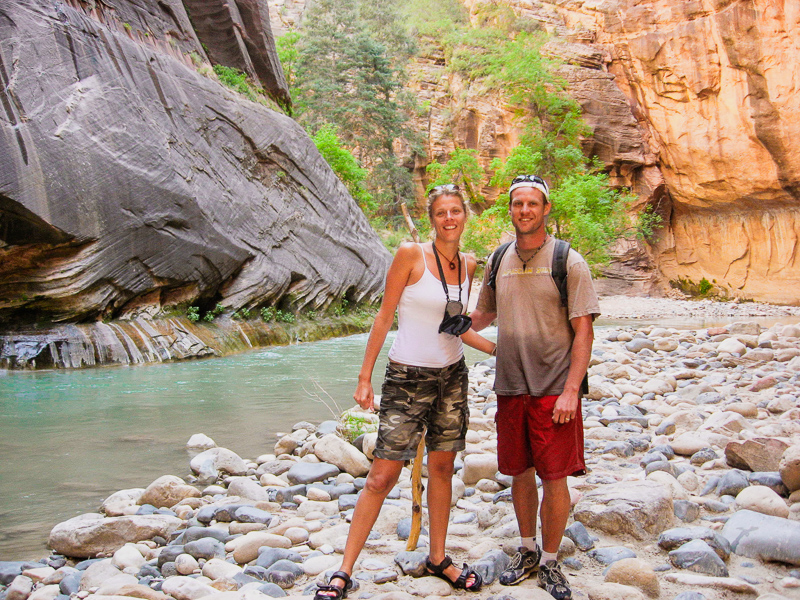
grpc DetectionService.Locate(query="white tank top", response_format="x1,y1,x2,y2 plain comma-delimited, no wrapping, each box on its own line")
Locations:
388,244,469,368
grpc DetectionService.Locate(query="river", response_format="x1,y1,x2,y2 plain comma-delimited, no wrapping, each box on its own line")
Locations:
2,311,796,561
1,330,501,561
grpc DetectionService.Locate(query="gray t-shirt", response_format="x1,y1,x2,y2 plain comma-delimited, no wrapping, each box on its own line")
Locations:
475,237,600,396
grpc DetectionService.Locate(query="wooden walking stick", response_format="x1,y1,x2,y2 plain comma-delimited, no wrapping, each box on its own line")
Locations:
406,435,426,551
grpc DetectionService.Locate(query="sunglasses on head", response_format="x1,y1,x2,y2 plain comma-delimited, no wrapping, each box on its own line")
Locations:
511,175,546,186
430,183,460,196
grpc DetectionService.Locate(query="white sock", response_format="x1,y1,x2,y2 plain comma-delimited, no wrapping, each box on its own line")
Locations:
521,537,538,552
540,551,558,565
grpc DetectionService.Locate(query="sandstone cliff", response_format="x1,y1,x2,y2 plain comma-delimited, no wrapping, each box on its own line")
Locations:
269,0,800,304
0,0,390,328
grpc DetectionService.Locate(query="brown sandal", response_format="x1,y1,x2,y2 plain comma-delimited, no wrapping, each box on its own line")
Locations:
426,556,483,591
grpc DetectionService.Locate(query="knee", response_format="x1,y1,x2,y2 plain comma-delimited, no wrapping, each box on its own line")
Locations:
363,471,398,496
426,460,455,480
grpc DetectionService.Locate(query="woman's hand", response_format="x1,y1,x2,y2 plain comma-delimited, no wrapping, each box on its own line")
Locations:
354,378,375,411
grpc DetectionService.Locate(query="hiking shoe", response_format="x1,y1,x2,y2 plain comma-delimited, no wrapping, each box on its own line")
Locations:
499,546,541,586
538,560,571,600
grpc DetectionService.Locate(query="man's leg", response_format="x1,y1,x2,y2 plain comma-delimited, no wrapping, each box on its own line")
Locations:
499,467,542,585
537,476,572,600
539,477,570,554
511,467,539,538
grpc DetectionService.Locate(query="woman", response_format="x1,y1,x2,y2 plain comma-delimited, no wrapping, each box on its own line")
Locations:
314,184,496,600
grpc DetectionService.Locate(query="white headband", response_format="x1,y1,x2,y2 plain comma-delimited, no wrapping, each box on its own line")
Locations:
508,181,549,201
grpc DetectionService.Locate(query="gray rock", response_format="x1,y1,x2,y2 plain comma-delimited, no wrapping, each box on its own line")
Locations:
338,494,359,512
171,526,229,545
657,527,731,560
234,506,274,525
158,545,185,567
674,592,706,600
0,1,389,341
641,452,669,468
285,463,340,485
690,448,718,466
183,538,225,561
471,549,510,585
588,546,636,565
396,518,428,541
0,564,40,587
696,392,723,405
265,560,304,577
626,339,656,353
748,472,789,496
562,557,583,570
651,445,676,460
265,570,296,590
256,582,287,598
721,509,800,565
673,500,701,523
668,539,729,577
58,572,82,596
255,548,302,570
645,460,674,477
703,499,731,513
160,562,178,578
716,470,749,497
603,441,635,457
393,551,428,577
565,521,596,551
270,485,307,503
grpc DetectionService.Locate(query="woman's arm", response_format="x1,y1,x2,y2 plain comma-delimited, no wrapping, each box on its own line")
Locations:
461,328,496,355
353,243,418,411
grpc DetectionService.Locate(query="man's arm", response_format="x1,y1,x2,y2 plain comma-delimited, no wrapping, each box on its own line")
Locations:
469,308,496,332
552,314,594,424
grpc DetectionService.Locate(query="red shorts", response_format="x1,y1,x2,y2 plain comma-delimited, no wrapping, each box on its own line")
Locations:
495,394,586,480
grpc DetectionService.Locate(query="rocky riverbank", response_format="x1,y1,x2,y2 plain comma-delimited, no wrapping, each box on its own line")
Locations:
2,307,800,600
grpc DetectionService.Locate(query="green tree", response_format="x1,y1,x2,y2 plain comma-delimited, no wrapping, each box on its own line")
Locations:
426,148,486,206
311,125,375,214
287,0,419,215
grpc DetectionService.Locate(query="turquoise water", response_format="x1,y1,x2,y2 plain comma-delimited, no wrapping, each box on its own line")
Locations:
3,312,797,560
0,330,497,561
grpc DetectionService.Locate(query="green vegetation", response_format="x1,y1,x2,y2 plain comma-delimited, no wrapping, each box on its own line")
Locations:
312,125,375,214
698,277,713,295
202,303,225,322
277,0,419,219
186,306,200,322
339,411,379,443
212,65,279,110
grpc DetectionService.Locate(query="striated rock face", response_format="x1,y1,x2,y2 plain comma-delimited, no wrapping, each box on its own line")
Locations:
0,0,389,326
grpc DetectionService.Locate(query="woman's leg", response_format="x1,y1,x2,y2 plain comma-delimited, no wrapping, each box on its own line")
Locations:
319,458,405,596
426,450,476,586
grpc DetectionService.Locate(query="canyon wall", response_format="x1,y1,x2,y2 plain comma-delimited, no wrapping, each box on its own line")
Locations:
0,0,390,331
270,0,800,303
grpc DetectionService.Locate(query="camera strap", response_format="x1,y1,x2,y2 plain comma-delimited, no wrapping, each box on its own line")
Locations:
432,243,462,306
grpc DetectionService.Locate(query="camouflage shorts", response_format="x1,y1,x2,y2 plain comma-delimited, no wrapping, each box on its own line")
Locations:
374,358,469,461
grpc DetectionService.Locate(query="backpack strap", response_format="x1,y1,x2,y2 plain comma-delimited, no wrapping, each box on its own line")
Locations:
487,241,513,291
551,238,570,308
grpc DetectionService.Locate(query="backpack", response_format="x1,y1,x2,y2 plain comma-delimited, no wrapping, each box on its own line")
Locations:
486,237,589,395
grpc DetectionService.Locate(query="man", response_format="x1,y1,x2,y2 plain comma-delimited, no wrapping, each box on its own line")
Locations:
470,175,599,600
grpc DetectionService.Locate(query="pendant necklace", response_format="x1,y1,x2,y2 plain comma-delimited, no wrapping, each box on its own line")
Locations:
433,243,459,270
515,235,548,272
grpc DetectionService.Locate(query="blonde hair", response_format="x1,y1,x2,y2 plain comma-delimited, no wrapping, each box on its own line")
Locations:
426,184,470,219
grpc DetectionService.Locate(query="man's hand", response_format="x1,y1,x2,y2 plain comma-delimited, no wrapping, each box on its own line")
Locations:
552,389,579,424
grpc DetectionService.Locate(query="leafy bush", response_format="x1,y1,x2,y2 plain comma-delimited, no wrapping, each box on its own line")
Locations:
232,308,251,321
261,306,277,322
186,306,200,322
312,125,376,214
